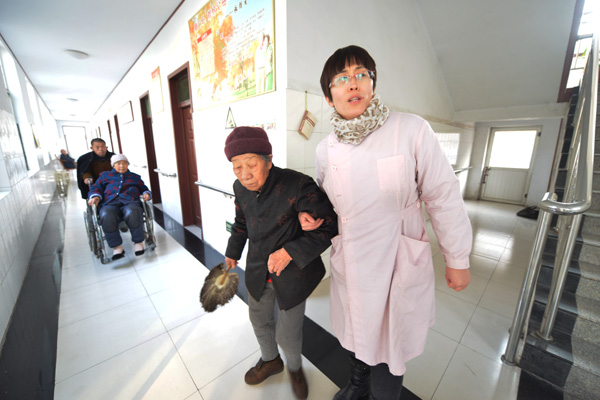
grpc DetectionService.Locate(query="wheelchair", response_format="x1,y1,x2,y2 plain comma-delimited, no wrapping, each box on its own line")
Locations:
84,197,157,264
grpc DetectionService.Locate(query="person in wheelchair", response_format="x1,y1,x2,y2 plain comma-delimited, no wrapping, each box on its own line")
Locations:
87,154,151,261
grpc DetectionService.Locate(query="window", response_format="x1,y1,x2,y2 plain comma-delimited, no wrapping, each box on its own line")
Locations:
566,0,598,88
436,133,460,165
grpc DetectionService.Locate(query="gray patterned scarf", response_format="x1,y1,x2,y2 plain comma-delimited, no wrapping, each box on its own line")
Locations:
330,95,390,145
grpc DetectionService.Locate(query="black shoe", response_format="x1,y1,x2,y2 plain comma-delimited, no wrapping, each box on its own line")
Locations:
112,251,125,261
134,243,145,256
333,354,371,400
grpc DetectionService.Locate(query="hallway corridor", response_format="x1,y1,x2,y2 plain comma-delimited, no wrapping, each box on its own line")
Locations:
52,172,538,400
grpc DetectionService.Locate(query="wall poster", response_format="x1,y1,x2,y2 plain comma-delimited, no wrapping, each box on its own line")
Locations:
150,67,164,114
188,0,275,110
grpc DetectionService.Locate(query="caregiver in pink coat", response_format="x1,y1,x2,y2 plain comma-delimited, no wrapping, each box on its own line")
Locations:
305,45,472,400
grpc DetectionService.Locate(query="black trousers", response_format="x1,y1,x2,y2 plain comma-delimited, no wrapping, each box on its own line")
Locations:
370,361,404,400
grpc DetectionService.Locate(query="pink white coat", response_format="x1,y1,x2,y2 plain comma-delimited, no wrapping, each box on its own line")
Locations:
316,112,472,375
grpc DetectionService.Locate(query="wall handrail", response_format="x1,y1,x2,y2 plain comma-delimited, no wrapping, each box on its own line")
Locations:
195,180,234,198
503,33,598,365
453,166,473,174
153,168,177,178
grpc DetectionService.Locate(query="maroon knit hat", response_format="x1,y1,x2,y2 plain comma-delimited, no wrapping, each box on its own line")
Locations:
224,126,272,161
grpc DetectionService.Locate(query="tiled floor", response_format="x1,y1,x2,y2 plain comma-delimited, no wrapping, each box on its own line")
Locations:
54,180,539,400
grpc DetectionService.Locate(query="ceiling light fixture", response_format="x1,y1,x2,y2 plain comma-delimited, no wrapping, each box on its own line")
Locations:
67,98,78,102
65,49,89,59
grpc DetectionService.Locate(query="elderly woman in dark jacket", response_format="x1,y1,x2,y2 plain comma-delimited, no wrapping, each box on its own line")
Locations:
224,127,337,400
88,154,151,260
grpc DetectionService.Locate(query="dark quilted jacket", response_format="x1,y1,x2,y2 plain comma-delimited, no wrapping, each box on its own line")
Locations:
88,169,151,206
225,166,337,310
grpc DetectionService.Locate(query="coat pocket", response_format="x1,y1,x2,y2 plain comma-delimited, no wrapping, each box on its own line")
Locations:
376,155,406,193
390,234,434,314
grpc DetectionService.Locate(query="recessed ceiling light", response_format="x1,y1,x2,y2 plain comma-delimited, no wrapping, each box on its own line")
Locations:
65,49,89,59
67,98,78,102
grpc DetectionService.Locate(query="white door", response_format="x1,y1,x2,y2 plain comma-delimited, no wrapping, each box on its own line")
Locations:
481,128,540,204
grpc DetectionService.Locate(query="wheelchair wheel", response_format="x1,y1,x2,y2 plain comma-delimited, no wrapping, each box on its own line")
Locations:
91,204,110,264
83,210,98,254
141,199,156,251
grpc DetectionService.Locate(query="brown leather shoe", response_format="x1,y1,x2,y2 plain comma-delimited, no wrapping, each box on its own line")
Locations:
289,367,308,399
244,355,284,385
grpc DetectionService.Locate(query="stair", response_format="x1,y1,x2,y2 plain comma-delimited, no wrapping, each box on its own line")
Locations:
519,86,600,400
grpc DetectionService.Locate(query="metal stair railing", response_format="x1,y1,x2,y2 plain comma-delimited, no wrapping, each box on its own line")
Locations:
503,33,598,365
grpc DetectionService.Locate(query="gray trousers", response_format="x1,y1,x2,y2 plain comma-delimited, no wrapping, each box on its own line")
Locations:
248,282,305,372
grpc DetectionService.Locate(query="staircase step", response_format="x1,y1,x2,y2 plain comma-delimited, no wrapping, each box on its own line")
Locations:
530,301,576,338
591,192,600,212
539,263,580,294
571,335,600,376
517,370,564,400
556,169,567,188
572,313,600,346
544,228,600,264
534,282,600,326
579,260,600,281
522,321,600,396
564,365,600,400
573,294,600,325
582,212,600,236
579,232,600,264
544,232,583,261
559,156,568,169
534,284,578,322
535,278,600,321
521,330,572,387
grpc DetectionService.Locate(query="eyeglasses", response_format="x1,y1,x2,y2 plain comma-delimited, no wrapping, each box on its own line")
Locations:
329,70,375,88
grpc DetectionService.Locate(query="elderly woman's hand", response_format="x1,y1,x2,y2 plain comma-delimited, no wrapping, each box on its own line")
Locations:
268,248,292,276
225,257,238,270
142,193,151,201
87,197,100,206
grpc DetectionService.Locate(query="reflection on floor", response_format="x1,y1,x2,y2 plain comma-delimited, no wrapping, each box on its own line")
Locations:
54,180,539,399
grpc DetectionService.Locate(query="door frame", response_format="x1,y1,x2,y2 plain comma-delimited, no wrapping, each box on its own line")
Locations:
139,91,162,204
480,126,542,204
168,62,201,229
113,114,123,153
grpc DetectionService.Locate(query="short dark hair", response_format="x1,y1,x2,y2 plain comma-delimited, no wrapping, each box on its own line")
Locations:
91,138,106,146
320,45,377,101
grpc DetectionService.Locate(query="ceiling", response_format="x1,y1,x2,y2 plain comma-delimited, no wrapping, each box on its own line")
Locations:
416,0,577,113
0,0,184,122
0,0,579,123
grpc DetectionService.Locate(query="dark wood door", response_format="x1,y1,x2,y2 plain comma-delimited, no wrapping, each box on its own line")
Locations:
169,64,202,230
106,121,115,152
181,104,201,226
140,94,161,204
113,115,123,153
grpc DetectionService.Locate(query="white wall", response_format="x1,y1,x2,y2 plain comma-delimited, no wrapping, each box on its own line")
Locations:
90,0,289,260
0,36,61,345
285,0,472,186
286,0,455,121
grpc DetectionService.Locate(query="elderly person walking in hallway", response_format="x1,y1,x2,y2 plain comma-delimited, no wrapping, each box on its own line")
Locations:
223,126,337,399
